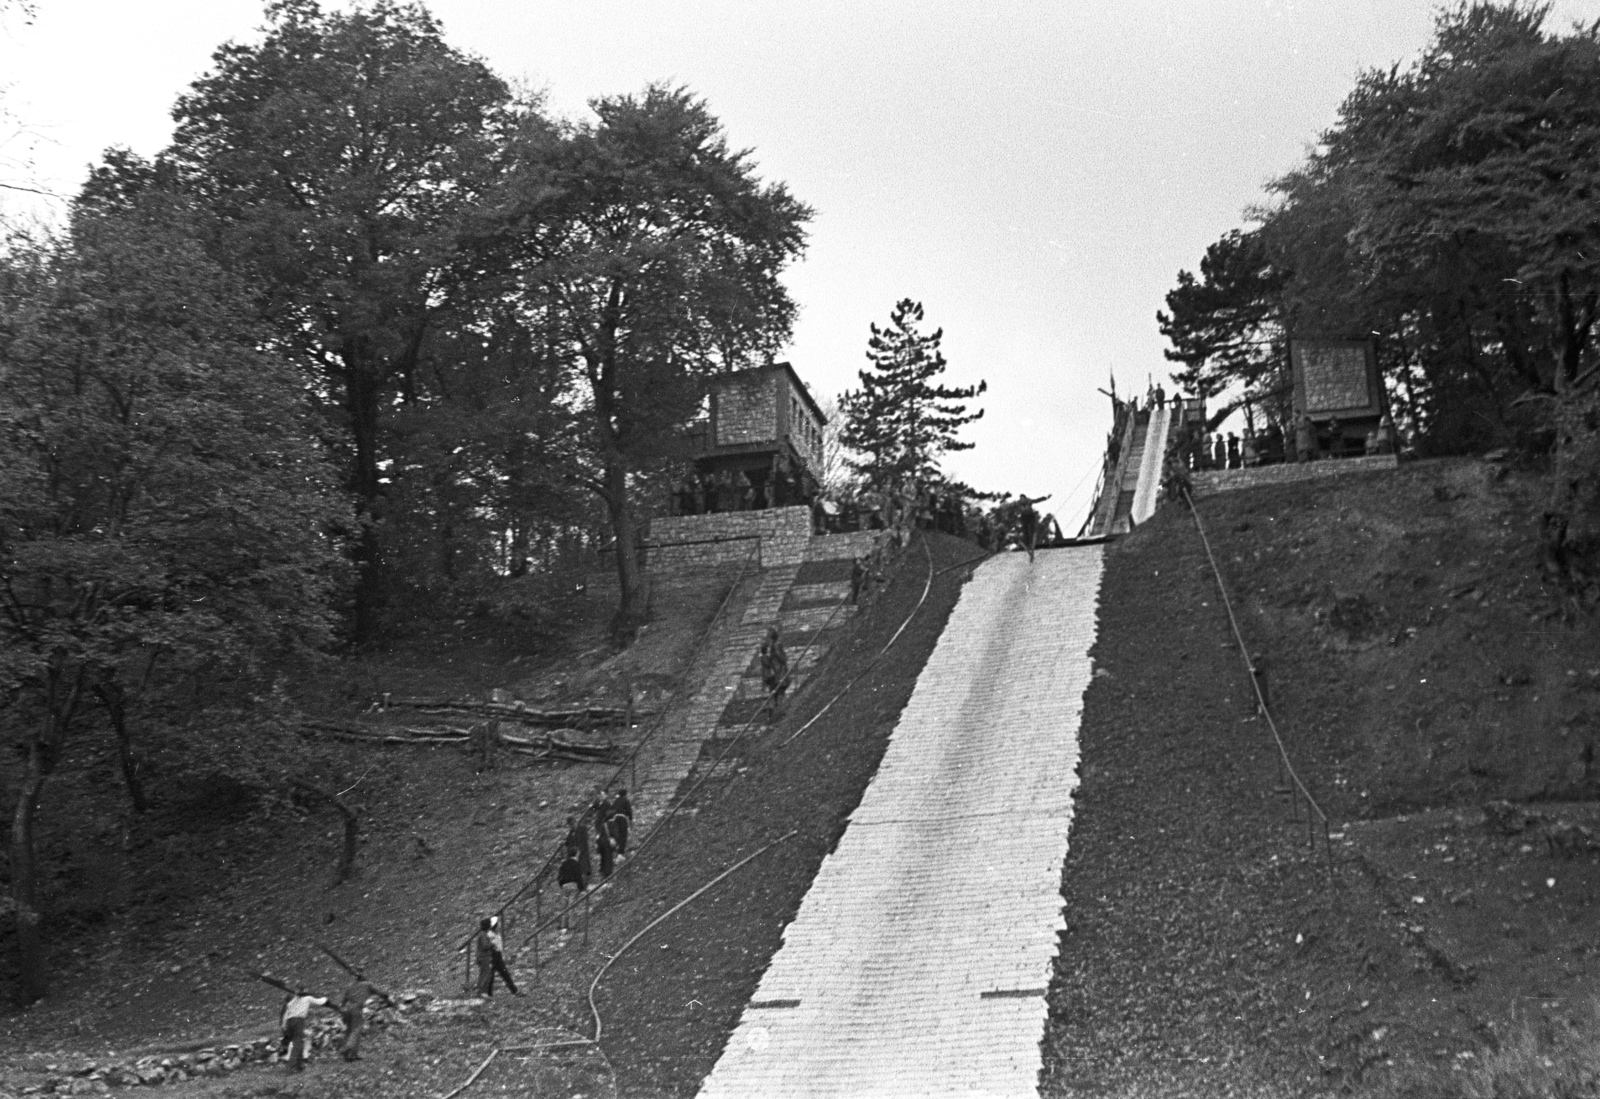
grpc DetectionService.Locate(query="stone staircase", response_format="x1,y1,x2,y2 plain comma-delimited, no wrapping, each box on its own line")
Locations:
716,558,858,728
631,545,877,837
633,562,804,833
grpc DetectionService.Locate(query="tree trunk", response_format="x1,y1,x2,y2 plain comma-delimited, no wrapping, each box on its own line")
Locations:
97,682,147,814
11,739,50,1002
11,666,85,1002
603,459,649,641
343,346,386,641
1544,382,1600,595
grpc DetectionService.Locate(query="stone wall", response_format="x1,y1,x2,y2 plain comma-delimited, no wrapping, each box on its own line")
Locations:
1192,453,1398,497
805,529,887,562
647,505,813,570
715,371,776,446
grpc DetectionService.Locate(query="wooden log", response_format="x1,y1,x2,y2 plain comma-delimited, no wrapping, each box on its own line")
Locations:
299,721,619,763
384,698,654,725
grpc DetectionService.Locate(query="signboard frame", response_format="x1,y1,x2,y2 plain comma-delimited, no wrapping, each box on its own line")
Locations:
1290,337,1383,422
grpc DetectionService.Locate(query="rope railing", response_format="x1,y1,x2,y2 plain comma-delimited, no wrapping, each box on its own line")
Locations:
453,539,763,964
1180,486,1337,879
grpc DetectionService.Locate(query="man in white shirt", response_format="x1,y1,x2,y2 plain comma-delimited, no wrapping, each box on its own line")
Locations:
280,991,334,1071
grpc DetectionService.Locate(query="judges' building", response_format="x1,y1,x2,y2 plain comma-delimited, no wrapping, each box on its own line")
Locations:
646,362,849,572
672,361,827,515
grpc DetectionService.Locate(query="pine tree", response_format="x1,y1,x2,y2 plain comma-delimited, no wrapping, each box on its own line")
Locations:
839,299,986,513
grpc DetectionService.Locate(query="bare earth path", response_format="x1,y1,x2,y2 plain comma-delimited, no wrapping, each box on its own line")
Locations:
698,546,1104,1098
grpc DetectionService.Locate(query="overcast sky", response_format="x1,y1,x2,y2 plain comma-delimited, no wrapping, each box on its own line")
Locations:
5,1,1599,530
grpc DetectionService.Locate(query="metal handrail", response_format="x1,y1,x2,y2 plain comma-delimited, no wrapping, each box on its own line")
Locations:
455,538,762,957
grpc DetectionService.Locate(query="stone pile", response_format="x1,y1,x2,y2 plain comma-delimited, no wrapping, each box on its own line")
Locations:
13,991,444,1093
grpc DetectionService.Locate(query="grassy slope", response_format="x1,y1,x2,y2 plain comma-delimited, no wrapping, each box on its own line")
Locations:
1043,457,1600,1098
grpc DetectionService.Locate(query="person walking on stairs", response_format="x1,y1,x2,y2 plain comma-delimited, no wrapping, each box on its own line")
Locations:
610,788,633,857
557,844,586,931
595,813,616,878
565,815,591,882
474,915,518,996
760,627,790,711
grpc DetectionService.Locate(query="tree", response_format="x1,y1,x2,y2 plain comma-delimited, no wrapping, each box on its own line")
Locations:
159,0,512,636
1158,229,1286,405
839,299,986,518
1161,2,1600,550
496,85,811,635
0,198,350,1000
1333,3,1600,578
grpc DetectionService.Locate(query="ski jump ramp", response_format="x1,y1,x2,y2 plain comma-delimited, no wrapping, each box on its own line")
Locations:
699,546,1105,1098
1130,402,1171,527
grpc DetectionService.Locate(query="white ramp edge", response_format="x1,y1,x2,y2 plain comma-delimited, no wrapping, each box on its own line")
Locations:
1130,403,1171,526
698,547,1105,1099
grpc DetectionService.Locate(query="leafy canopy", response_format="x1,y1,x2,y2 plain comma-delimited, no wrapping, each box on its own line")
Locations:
0,196,351,702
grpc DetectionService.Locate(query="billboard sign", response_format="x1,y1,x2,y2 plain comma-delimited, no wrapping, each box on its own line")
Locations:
1290,338,1382,421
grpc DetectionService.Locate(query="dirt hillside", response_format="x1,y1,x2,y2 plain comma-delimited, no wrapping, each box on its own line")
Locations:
1043,456,1600,1098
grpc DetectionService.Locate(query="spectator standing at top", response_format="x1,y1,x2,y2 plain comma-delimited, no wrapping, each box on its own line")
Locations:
1226,433,1241,470
1152,383,1165,409
1212,434,1227,470
1296,415,1317,463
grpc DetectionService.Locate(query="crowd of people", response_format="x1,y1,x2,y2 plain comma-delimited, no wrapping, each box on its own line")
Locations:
1176,411,1399,473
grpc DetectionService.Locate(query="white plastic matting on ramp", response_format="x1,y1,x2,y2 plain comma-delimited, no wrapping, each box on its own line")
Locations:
1130,402,1171,526
699,547,1104,1099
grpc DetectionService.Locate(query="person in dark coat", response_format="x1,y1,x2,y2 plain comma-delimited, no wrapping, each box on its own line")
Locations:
565,815,591,883
608,808,629,858
759,627,790,706
338,979,393,1061
1212,434,1227,469
611,788,633,824
557,845,585,930
595,816,616,878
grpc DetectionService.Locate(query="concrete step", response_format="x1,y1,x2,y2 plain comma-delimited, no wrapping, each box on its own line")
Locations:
778,603,850,634
784,580,853,608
